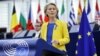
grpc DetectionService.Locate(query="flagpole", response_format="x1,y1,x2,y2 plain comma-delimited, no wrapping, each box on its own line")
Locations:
66,0,69,24
8,2,11,32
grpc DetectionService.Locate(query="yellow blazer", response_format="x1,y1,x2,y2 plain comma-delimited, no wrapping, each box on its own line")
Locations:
40,19,70,51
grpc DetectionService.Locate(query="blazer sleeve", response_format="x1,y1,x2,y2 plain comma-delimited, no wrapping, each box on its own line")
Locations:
58,22,70,45
40,23,44,39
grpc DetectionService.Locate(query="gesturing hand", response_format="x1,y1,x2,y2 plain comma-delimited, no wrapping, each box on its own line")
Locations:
52,40,59,45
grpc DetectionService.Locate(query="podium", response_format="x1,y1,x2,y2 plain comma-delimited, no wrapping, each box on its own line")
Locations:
0,38,66,56
36,38,66,56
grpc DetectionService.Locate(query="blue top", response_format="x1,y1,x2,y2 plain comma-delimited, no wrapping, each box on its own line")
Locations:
47,23,55,45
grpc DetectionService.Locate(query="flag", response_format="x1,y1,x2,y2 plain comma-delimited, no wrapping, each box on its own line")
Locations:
87,0,91,15
86,0,92,23
78,0,82,16
77,0,82,24
44,0,49,22
61,0,65,16
10,4,21,32
26,4,34,30
19,11,26,30
36,0,43,24
76,8,97,56
69,0,76,26
60,0,67,22
95,0,99,12
44,16,49,22
95,0,100,21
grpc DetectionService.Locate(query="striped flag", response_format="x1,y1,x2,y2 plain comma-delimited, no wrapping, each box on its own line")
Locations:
10,4,21,32
19,13,26,30
69,0,76,26
26,4,34,30
76,8,97,56
19,7,26,30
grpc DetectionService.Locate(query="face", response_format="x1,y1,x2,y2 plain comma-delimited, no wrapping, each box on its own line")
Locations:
46,5,57,18
35,23,41,31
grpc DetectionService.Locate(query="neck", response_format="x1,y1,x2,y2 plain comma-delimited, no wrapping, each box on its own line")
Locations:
49,17,56,23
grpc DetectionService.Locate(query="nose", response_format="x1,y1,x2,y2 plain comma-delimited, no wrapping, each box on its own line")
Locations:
50,9,54,12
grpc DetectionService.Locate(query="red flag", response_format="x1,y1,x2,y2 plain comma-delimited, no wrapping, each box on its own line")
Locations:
36,1,43,24
12,24,22,32
96,0,99,11
44,16,49,22
26,5,34,30
95,0,100,21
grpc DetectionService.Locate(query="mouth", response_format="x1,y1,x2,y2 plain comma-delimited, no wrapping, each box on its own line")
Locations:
50,13,55,15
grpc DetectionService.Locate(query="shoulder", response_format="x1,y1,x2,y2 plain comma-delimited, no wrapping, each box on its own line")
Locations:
41,22,48,27
56,19,67,25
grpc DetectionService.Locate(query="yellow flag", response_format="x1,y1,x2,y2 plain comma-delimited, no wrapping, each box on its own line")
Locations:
10,4,19,32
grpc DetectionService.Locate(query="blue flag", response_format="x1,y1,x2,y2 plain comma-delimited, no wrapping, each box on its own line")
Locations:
76,8,97,56
87,0,91,15
26,4,34,30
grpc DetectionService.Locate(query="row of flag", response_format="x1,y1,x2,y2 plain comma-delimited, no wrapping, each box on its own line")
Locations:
61,0,100,26
10,0,100,32
10,3,34,33
10,1,49,33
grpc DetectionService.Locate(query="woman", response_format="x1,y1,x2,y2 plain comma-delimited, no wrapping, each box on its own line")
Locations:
40,3,70,56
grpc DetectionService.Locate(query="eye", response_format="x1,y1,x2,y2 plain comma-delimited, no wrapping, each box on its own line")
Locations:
48,8,52,10
53,8,56,10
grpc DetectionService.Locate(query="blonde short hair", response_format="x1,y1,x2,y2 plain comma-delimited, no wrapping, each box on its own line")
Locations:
44,3,59,18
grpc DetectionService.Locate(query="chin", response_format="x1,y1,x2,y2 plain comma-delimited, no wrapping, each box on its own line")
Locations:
48,15,55,18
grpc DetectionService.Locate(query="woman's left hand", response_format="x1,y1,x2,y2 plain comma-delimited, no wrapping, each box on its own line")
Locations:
52,40,59,45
